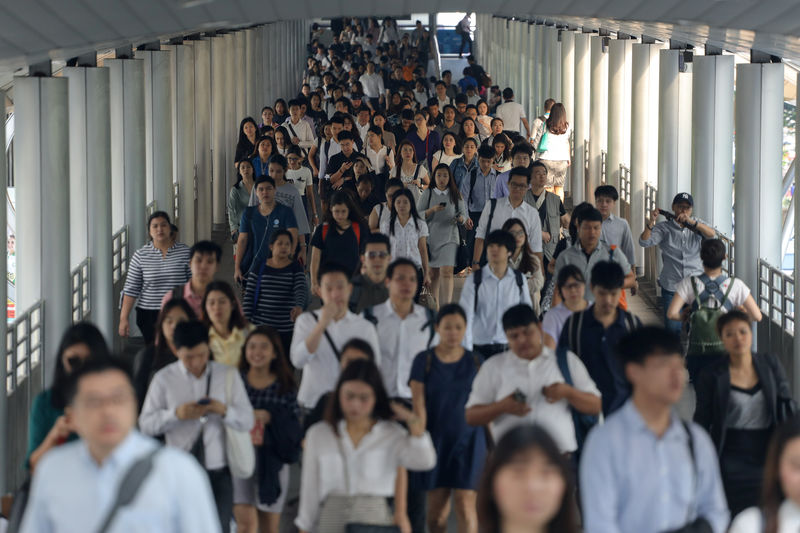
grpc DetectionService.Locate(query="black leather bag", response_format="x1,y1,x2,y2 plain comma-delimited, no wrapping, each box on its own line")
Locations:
661,518,713,533
6,477,31,533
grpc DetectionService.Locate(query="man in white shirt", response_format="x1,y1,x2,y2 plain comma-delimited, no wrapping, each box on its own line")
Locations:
434,81,452,110
473,166,543,267
354,105,372,144
460,230,533,358
494,87,530,138
21,358,221,533
359,61,385,110
283,98,316,154
363,259,436,403
465,303,601,450
291,262,382,410
139,321,255,533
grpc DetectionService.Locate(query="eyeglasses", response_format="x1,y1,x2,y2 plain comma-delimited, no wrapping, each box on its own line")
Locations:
366,251,390,259
508,229,525,237
509,182,528,190
562,282,585,290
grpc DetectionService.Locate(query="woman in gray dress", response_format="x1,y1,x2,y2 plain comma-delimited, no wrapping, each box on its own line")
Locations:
417,163,469,308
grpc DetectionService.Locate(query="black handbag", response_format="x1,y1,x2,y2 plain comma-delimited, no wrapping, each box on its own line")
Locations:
5,477,31,533
346,525,400,533
455,223,470,272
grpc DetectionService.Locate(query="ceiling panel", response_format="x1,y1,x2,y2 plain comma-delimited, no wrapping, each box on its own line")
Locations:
82,0,152,38
42,0,121,44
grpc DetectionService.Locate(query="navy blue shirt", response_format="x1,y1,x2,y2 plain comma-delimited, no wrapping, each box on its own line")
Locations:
557,306,641,416
239,203,298,275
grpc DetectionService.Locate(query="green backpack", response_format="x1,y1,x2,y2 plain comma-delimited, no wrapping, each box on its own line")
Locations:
687,274,735,357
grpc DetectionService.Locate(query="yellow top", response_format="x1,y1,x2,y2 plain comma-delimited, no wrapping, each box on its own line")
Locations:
208,325,253,367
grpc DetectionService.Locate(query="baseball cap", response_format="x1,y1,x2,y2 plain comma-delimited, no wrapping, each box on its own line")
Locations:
672,192,693,206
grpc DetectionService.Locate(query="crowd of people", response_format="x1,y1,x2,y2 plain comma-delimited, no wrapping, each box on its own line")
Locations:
9,15,800,533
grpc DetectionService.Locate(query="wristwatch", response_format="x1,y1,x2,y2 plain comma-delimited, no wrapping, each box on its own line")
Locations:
472,261,480,266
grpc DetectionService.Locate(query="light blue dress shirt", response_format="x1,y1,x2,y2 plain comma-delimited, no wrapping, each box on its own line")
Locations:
20,430,221,533
579,400,729,533
638,219,706,291
459,167,497,213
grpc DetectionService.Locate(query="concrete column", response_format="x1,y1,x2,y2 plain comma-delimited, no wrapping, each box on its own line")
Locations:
539,25,550,114
254,27,265,107
589,35,609,199
234,32,247,121
548,27,562,102
631,43,661,273
136,49,174,213
15,76,71,380
560,31,575,140
172,43,197,243
107,59,146,248
64,66,114,340
657,49,693,209
195,40,212,238
224,33,237,192
734,63,783,305
211,37,228,226
246,29,258,119
572,32,590,204
527,24,535,116
607,38,632,196
692,55,734,235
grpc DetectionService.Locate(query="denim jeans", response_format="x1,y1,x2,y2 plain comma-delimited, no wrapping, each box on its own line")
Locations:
660,287,683,338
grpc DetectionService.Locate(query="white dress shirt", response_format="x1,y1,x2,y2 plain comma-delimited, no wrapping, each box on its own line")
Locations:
367,300,438,399
296,420,437,532
364,145,394,175
359,72,385,99
494,101,527,135
355,120,371,144
20,431,221,533
466,347,600,452
475,197,543,253
139,360,255,470
459,265,533,349
317,138,341,181
291,311,382,408
282,118,316,151
731,501,800,532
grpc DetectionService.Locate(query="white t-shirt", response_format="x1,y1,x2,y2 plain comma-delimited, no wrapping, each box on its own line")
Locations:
380,216,429,268
287,167,313,197
542,303,576,346
432,151,462,168
465,347,600,452
494,101,527,135
674,275,750,309
539,126,572,162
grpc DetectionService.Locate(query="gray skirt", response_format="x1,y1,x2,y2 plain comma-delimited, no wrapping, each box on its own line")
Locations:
232,463,290,513
541,159,569,187
429,241,458,268
317,493,394,533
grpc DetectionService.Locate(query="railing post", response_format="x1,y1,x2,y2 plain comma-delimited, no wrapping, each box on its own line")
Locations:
0,88,7,494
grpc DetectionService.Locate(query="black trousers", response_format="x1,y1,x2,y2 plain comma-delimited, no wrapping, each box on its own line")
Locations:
207,467,234,533
466,211,482,268
135,307,160,345
459,33,473,56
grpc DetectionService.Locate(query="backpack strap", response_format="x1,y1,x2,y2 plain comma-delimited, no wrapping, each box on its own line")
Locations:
421,307,436,348
468,167,478,205
172,285,183,300
555,342,573,386
485,199,498,235
251,261,268,312
322,222,330,241
352,223,361,246
413,163,421,180
363,305,377,326
717,275,735,311
681,420,699,524
424,349,434,377
514,269,524,302
473,268,483,312
310,311,342,360
622,310,636,333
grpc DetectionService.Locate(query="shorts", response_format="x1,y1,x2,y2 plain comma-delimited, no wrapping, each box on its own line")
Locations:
232,463,290,513
541,159,569,188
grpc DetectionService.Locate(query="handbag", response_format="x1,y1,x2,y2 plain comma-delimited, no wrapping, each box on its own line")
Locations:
225,367,256,479
317,436,398,533
537,129,550,153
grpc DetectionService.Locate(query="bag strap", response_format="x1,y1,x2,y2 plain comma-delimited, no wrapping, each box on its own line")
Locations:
422,307,436,348
555,343,573,386
172,285,183,300
681,420,699,524
473,267,483,312
310,311,342,360
514,269,524,301
468,167,478,205
286,122,308,157
94,448,161,533
485,199,498,236
413,163,421,180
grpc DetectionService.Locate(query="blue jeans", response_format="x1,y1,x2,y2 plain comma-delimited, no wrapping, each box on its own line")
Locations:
660,287,683,338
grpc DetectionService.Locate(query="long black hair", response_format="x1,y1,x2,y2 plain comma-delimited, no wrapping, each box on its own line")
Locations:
477,424,579,533
51,323,111,409
324,359,393,434
239,326,297,395
502,217,538,276
431,163,462,206
153,298,197,372
761,415,800,533
237,117,258,156
201,281,248,332
388,188,421,235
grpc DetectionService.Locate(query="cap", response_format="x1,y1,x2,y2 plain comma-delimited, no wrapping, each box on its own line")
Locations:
672,192,693,206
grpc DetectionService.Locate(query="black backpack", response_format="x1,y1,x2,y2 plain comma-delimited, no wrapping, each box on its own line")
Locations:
363,305,437,349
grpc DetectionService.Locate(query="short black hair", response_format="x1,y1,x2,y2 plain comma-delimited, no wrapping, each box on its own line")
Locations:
616,326,681,366
287,98,302,108
716,309,750,337
556,264,585,299
338,130,355,142
269,154,288,169
455,94,468,105
590,261,625,290
509,166,532,184
426,97,438,107
477,145,495,160
318,261,352,284
386,258,418,280
700,239,726,269
147,210,171,228
578,207,603,225
502,87,514,99
173,320,209,350
255,175,276,189
436,303,467,325
269,228,293,246
486,229,516,253
341,338,376,361
594,185,619,202
287,145,304,157
363,232,391,253
502,304,539,331
511,142,534,157
65,357,135,406
189,240,222,262
530,160,546,173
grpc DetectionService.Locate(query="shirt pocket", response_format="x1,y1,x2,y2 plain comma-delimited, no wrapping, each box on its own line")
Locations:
360,449,390,481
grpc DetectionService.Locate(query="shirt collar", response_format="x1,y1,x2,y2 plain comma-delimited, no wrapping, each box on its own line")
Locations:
385,298,425,319
178,359,209,380
508,345,554,365
621,399,686,442
78,429,141,470
584,304,627,328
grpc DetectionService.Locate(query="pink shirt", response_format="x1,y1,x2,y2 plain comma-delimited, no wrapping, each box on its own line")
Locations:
160,281,204,318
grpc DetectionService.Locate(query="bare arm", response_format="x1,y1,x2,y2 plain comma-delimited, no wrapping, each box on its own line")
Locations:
666,292,687,322
118,294,137,337
741,294,763,322
234,232,249,282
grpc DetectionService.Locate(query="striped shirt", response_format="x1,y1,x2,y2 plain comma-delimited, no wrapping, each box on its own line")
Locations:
121,242,191,310
243,262,308,333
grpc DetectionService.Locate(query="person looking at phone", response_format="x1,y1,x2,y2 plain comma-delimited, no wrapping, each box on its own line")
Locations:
140,320,255,533
324,130,360,195
465,304,601,451
639,192,715,336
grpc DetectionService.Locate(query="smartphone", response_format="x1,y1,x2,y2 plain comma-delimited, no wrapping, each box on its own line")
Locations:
439,202,446,207
512,389,527,403
197,398,211,405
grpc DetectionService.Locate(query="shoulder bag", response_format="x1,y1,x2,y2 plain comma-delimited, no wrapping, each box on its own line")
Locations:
225,367,256,479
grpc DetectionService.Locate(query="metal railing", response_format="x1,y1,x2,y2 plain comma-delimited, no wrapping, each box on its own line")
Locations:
644,183,659,285
146,201,156,218
173,182,180,224
71,258,90,323
619,164,631,223
112,226,129,285
757,259,795,385
600,150,607,184
5,301,44,491
583,139,589,175
718,233,736,278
